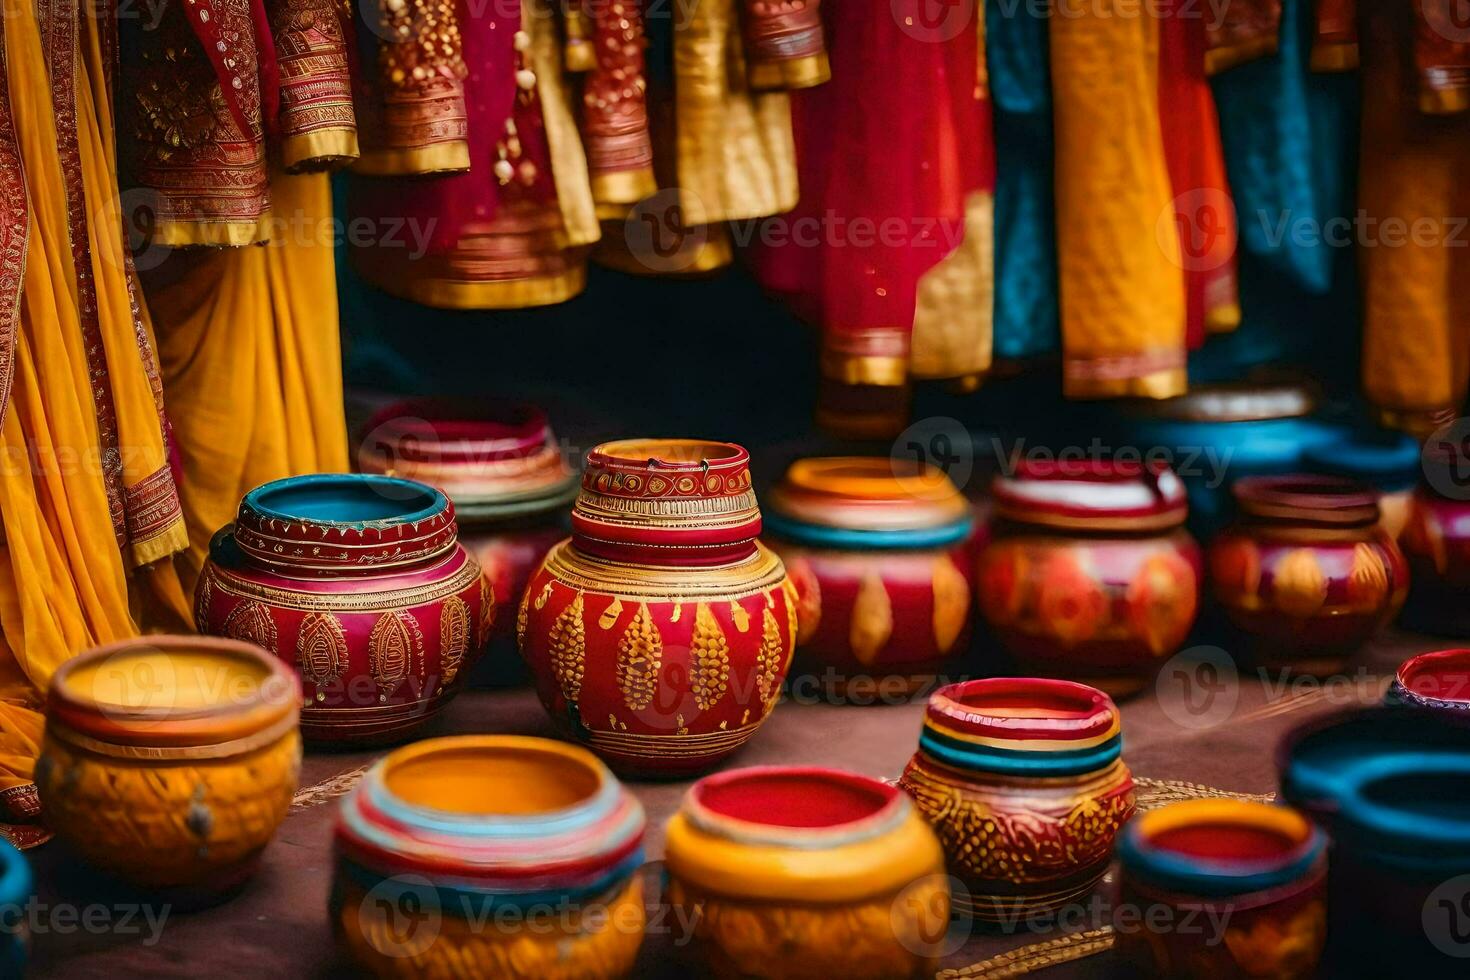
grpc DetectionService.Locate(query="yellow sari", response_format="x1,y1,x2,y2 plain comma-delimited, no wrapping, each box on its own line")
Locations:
0,0,187,819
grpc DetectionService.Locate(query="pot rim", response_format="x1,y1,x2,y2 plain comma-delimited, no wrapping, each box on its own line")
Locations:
1392,649,1470,710
588,438,748,471
359,398,554,464
992,457,1187,532
927,677,1119,741
1336,755,1470,857
766,456,973,543
47,635,299,749
1118,799,1325,897
1230,474,1380,527
683,766,907,847
242,473,450,530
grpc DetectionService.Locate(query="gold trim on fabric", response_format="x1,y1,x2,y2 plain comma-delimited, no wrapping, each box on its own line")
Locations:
351,141,470,177
1064,367,1187,400
374,266,588,310
820,353,908,387
591,168,658,208
1205,301,1242,333
1375,404,1457,439
1204,36,1279,76
281,128,360,173
748,52,830,90
910,191,995,381
1420,87,1470,116
528,0,601,247
593,221,734,276
1309,43,1358,72
151,218,271,248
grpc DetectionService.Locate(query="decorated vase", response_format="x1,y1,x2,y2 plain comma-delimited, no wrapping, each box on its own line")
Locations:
36,636,300,897
663,766,948,979
1209,475,1407,676
519,439,796,777
1302,429,1420,539
763,456,976,696
331,736,646,979
899,677,1134,923
196,473,491,744
0,838,31,976
1115,800,1327,979
1119,380,1337,539
1400,443,1470,635
1387,648,1470,725
357,398,578,668
976,458,1201,697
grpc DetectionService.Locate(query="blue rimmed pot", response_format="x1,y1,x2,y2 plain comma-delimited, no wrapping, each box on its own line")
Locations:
330,735,647,978
197,474,491,745
898,678,1135,923
764,457,977,695
0,839,31,976
1115,800,1327,978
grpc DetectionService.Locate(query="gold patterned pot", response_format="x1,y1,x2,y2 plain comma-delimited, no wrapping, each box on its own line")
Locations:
899,678,1135,923
1209,475,1407,675
664,766,949,978
36,636,300,897
519,440,797,777
197,474,491,744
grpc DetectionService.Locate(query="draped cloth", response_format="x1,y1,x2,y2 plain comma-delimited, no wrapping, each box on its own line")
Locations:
145,170,350,592
1359,0,1470,436
0,0,188,814
1051,2,1185,398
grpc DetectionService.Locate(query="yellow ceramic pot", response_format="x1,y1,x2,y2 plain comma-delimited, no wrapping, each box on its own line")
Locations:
37,636,301,896
664,766,949,979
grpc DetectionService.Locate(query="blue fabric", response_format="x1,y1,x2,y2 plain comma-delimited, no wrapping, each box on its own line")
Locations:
988,1,1058,361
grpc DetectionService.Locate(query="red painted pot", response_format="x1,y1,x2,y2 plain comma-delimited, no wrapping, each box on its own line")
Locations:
197,474,491,744
1388,648,1470,726
976,458,1201,698
519,440,796,777
1401,444,1470,635
358,399,577,669
764,457,976,696
1210,475,1407,675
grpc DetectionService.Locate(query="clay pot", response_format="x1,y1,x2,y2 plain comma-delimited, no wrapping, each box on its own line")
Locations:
357,399,577,666
1302,430,1420,539
331,736,646,978
1388,648,1470,724
196,473,491,745
764,457,976,696
899,677,1135,923
1209,475,1407,676
976,458,1201,697
663,766,948,979
37,636,300,897
0,838,31,975
1115,800,1327,979
1401,444,1470,635
519,439,796,777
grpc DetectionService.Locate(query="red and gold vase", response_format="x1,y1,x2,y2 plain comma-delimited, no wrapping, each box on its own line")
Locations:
1115,800,1328,979
196,474,491,744
519,439,796,777
899,678,1135,923
1210,476,1407,675
664,766,948,978
764,457,976,696
976,458,1201,697
1401,445,1470,635
358,399,578,671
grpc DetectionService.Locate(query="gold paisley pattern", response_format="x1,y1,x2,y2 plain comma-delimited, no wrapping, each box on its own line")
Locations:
549,592,587,703
296,612,349,694
477,576,496,648
222,600,280,656
368,611,420,700
616,603,663,710
1272,549,1328,618
1346,542,1390,611
194,571,214,631
439,595,471,686
516,583,531,651
691,603,731,711
850,572,894,665
932,555,971,654
666,875,945,979
756,607,784,707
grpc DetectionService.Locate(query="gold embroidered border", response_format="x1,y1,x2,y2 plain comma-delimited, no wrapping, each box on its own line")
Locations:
0,5,26,429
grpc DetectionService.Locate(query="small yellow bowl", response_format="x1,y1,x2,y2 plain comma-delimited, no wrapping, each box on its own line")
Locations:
37,635,301,896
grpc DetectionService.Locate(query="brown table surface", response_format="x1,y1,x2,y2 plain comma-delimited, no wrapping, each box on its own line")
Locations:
21,628,1445,978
